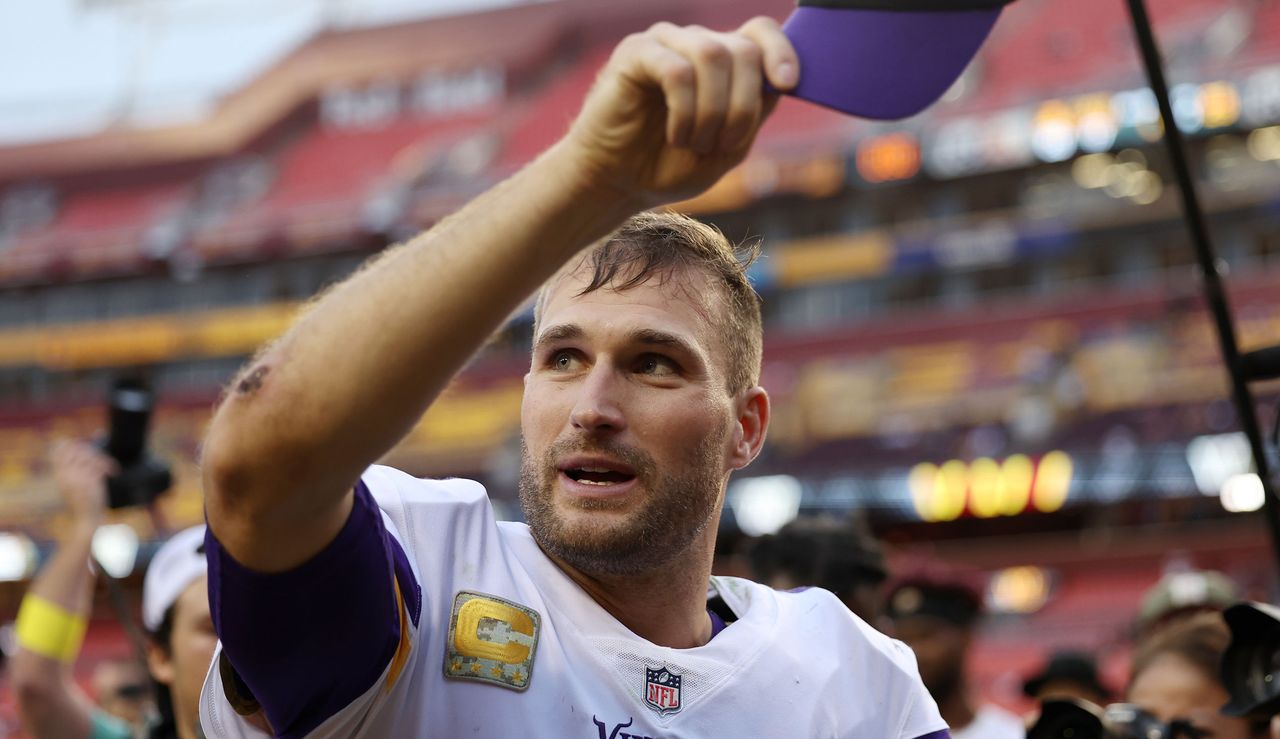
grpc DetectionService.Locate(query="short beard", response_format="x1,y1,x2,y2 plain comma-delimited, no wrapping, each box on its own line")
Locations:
518,433,724,578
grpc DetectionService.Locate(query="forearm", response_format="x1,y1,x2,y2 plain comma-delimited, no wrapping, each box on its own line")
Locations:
25,523,96,612
12,525,97,739
204,143,639,565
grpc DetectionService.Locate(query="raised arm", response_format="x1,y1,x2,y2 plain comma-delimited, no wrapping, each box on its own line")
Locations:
202,18,800,572
12,442,125,739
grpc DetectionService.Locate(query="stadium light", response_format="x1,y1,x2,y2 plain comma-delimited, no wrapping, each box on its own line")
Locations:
729,475,803,537
92,524,140,578
0,533,37,582
1222,473,1266,514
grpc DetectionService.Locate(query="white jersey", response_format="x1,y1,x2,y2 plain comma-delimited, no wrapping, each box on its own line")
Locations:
200,465,948,738
951,705,1025,739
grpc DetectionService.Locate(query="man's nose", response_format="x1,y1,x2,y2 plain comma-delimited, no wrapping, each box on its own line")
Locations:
569,365,627,433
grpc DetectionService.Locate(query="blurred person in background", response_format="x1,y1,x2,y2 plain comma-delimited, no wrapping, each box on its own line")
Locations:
139,525,216,739
11,440,215,739
1136,570,1238,638
888,575,1025,739
1127,612,1269,739
1021,650,1110,709
90,656,153,727
749,516,889,626
11,440,140,739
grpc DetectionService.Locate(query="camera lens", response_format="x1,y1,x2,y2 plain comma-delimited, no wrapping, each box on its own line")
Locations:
1244,631,1280,707
1222,602,1280,719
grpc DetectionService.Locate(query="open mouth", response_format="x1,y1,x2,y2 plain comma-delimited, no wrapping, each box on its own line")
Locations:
557,455,640,492
563,467,637,486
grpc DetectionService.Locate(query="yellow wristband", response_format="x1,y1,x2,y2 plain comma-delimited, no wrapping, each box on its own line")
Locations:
15,594,87,664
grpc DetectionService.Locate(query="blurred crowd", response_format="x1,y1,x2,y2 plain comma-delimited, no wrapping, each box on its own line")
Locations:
747,517,1279,739
0,439,1277,739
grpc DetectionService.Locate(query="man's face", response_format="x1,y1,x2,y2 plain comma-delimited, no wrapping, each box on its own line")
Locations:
91,659,153,726
148,576,217,739
1128,653,1256,739
520,265,756,577
892,615,969,702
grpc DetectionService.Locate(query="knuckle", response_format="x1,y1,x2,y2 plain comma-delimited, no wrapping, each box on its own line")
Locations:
613,33,644,58
648,20,677,35
665,59,695,86
730,38,763,65
693,39,730,66
742,15,781,33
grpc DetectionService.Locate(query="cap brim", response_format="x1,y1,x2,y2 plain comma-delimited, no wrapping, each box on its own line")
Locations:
781,6,1001,120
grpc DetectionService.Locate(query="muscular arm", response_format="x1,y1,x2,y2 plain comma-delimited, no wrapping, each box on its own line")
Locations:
202,19,800,573
203,145,644,570
12,443,116,739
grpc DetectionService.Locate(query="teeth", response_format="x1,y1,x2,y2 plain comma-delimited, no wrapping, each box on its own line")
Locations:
579,479,611,486
581,467,613,473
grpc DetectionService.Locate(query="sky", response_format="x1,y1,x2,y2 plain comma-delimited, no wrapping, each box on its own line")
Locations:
0,0,528,144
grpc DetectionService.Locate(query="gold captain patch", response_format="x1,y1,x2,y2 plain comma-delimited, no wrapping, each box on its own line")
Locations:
443,591,540,691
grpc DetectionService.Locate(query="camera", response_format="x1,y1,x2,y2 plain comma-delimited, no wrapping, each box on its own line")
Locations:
1222,602,1280,720
1029,700,1207,739
100,379,172,509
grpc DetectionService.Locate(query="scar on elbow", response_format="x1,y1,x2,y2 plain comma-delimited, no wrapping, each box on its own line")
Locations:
235,365,270,396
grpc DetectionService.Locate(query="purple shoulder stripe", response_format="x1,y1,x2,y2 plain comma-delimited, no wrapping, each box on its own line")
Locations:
206,480,420,739
912,730,952,739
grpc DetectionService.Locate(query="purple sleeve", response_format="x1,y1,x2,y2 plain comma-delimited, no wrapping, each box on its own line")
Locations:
912,731,952,739
205,481,422,739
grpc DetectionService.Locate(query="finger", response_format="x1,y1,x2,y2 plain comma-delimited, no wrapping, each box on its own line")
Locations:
91,453,119,477
738,16,799,92
653,24,732,154
718,33,765,152
620,32,697,147
51,438,72,465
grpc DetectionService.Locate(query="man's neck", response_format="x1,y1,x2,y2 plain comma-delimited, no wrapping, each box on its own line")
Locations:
548,538,717,650
937,685,977,733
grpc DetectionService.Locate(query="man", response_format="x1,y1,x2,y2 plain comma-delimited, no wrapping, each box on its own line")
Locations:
140,526,217,739
1021,651,1110,708
11,440,215,739
887,576,1025,739
198,18,956,738
749,516,888,626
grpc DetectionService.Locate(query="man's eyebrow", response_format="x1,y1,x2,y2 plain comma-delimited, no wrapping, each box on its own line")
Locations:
533,323,582,352
630,328,702,360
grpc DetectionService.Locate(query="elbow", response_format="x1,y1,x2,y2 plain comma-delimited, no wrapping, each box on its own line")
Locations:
202,421,278,526
201,403,317,527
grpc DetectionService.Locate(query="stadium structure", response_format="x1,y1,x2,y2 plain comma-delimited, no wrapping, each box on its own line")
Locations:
3,0,1280,717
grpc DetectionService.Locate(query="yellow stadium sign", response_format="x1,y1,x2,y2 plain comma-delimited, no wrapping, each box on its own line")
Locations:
909,451,1073,522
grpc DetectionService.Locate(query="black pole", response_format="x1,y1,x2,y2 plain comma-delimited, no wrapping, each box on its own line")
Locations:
1124,0,1280,573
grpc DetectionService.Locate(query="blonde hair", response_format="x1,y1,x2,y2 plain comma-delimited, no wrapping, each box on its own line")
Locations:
533,211,763,394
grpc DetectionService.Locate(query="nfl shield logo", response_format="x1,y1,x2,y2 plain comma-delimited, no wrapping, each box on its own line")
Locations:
644,666,682,716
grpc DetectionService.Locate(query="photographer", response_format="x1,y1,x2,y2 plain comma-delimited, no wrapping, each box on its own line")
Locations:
1127,613,1269,739
11,440,215,739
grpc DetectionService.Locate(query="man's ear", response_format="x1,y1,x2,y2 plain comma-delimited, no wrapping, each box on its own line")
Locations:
729,387,769,471
145,641,174,686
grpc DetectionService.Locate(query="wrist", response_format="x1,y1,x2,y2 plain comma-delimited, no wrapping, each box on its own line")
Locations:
539,138,647,226
61,518,100,543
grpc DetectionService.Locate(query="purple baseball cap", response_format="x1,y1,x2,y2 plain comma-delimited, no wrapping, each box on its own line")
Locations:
781,0,1015,120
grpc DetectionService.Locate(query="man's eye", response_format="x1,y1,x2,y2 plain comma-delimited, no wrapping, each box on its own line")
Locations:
638,354,677,376
551,351,577,371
